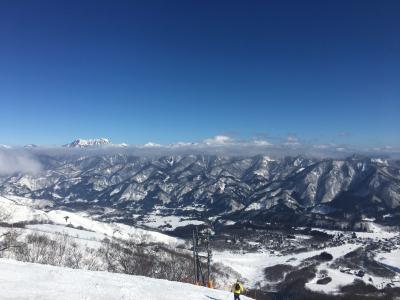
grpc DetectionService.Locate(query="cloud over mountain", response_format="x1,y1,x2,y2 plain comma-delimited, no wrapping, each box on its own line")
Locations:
1,135,400,163
0,149,42,175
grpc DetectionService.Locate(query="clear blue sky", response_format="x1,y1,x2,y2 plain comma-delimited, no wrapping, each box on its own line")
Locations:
0,0,399,146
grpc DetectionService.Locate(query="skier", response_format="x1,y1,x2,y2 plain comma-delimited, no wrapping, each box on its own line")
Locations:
231,279,245,300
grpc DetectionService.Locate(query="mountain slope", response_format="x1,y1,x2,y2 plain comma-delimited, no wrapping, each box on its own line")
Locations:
0,195,180,245
0,153,399,230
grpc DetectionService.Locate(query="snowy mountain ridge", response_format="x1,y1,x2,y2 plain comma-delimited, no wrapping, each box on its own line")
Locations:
0,153,399,231
63,138,128,148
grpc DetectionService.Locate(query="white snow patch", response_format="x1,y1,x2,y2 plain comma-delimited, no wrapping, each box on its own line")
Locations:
376,249,400,270
139,214,205,231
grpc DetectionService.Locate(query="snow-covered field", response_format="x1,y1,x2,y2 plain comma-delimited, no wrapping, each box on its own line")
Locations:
309,222,398,240
0,259,254,300
376,249,400,271
137,213,205,231
213,243,360,287
214,223,400,295
306,250,400,293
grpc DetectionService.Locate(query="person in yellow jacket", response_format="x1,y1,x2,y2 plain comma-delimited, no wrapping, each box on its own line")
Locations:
231,279,245,300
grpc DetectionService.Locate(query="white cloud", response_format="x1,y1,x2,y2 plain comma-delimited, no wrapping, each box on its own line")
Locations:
313,144,330,149
313,143,337,149
202,135,272,147
203,135,234,145
252,140,272,146
0,150,42,175
283,135,300,146
4,135,399,161
169,142,198,148
142,142,162,148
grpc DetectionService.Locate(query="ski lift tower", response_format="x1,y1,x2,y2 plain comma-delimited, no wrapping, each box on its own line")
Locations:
192,226,213,287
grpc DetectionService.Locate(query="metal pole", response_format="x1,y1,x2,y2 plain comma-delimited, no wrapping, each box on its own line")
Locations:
195,226,200,283
206,231,211,286
192,229,197,284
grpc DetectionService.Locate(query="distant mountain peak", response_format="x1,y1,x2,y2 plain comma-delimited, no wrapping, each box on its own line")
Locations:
63,138,112,148
63,138,128,148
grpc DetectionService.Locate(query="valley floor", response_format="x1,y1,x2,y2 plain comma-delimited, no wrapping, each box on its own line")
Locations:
213,224,400,296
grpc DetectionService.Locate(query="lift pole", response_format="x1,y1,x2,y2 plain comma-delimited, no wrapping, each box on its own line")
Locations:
192,230,198,284
192,226,213,288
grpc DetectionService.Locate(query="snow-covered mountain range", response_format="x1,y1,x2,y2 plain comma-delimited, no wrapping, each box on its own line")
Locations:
1,150,399,231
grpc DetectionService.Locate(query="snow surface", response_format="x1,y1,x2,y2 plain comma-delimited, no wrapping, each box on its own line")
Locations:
376,249,400,271
305,268,356,294
62,138,128,148
305,224,400,294
304,245,397,294
0,195,181,246
306,267,399,294
23,224,104,249
139,213,205,231
308,223,398,240
25,224,104,241
214,237,399,294
213,243,360,288
0,259,254,300
2,194,398,296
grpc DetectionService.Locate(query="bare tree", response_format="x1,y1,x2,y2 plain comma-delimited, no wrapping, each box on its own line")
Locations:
65,242,83,269
97,237,193,282
0,229,20,256
82,247,101,271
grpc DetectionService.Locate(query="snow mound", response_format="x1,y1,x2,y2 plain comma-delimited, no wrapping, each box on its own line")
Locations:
0,259,254,300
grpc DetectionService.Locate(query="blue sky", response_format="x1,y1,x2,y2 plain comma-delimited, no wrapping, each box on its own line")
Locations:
0,0,399,147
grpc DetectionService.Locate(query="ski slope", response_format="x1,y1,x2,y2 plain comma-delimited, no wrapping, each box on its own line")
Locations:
0,259,254,300
0,195,180,246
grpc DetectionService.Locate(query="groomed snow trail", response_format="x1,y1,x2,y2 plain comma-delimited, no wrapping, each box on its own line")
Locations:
0,259,254,300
